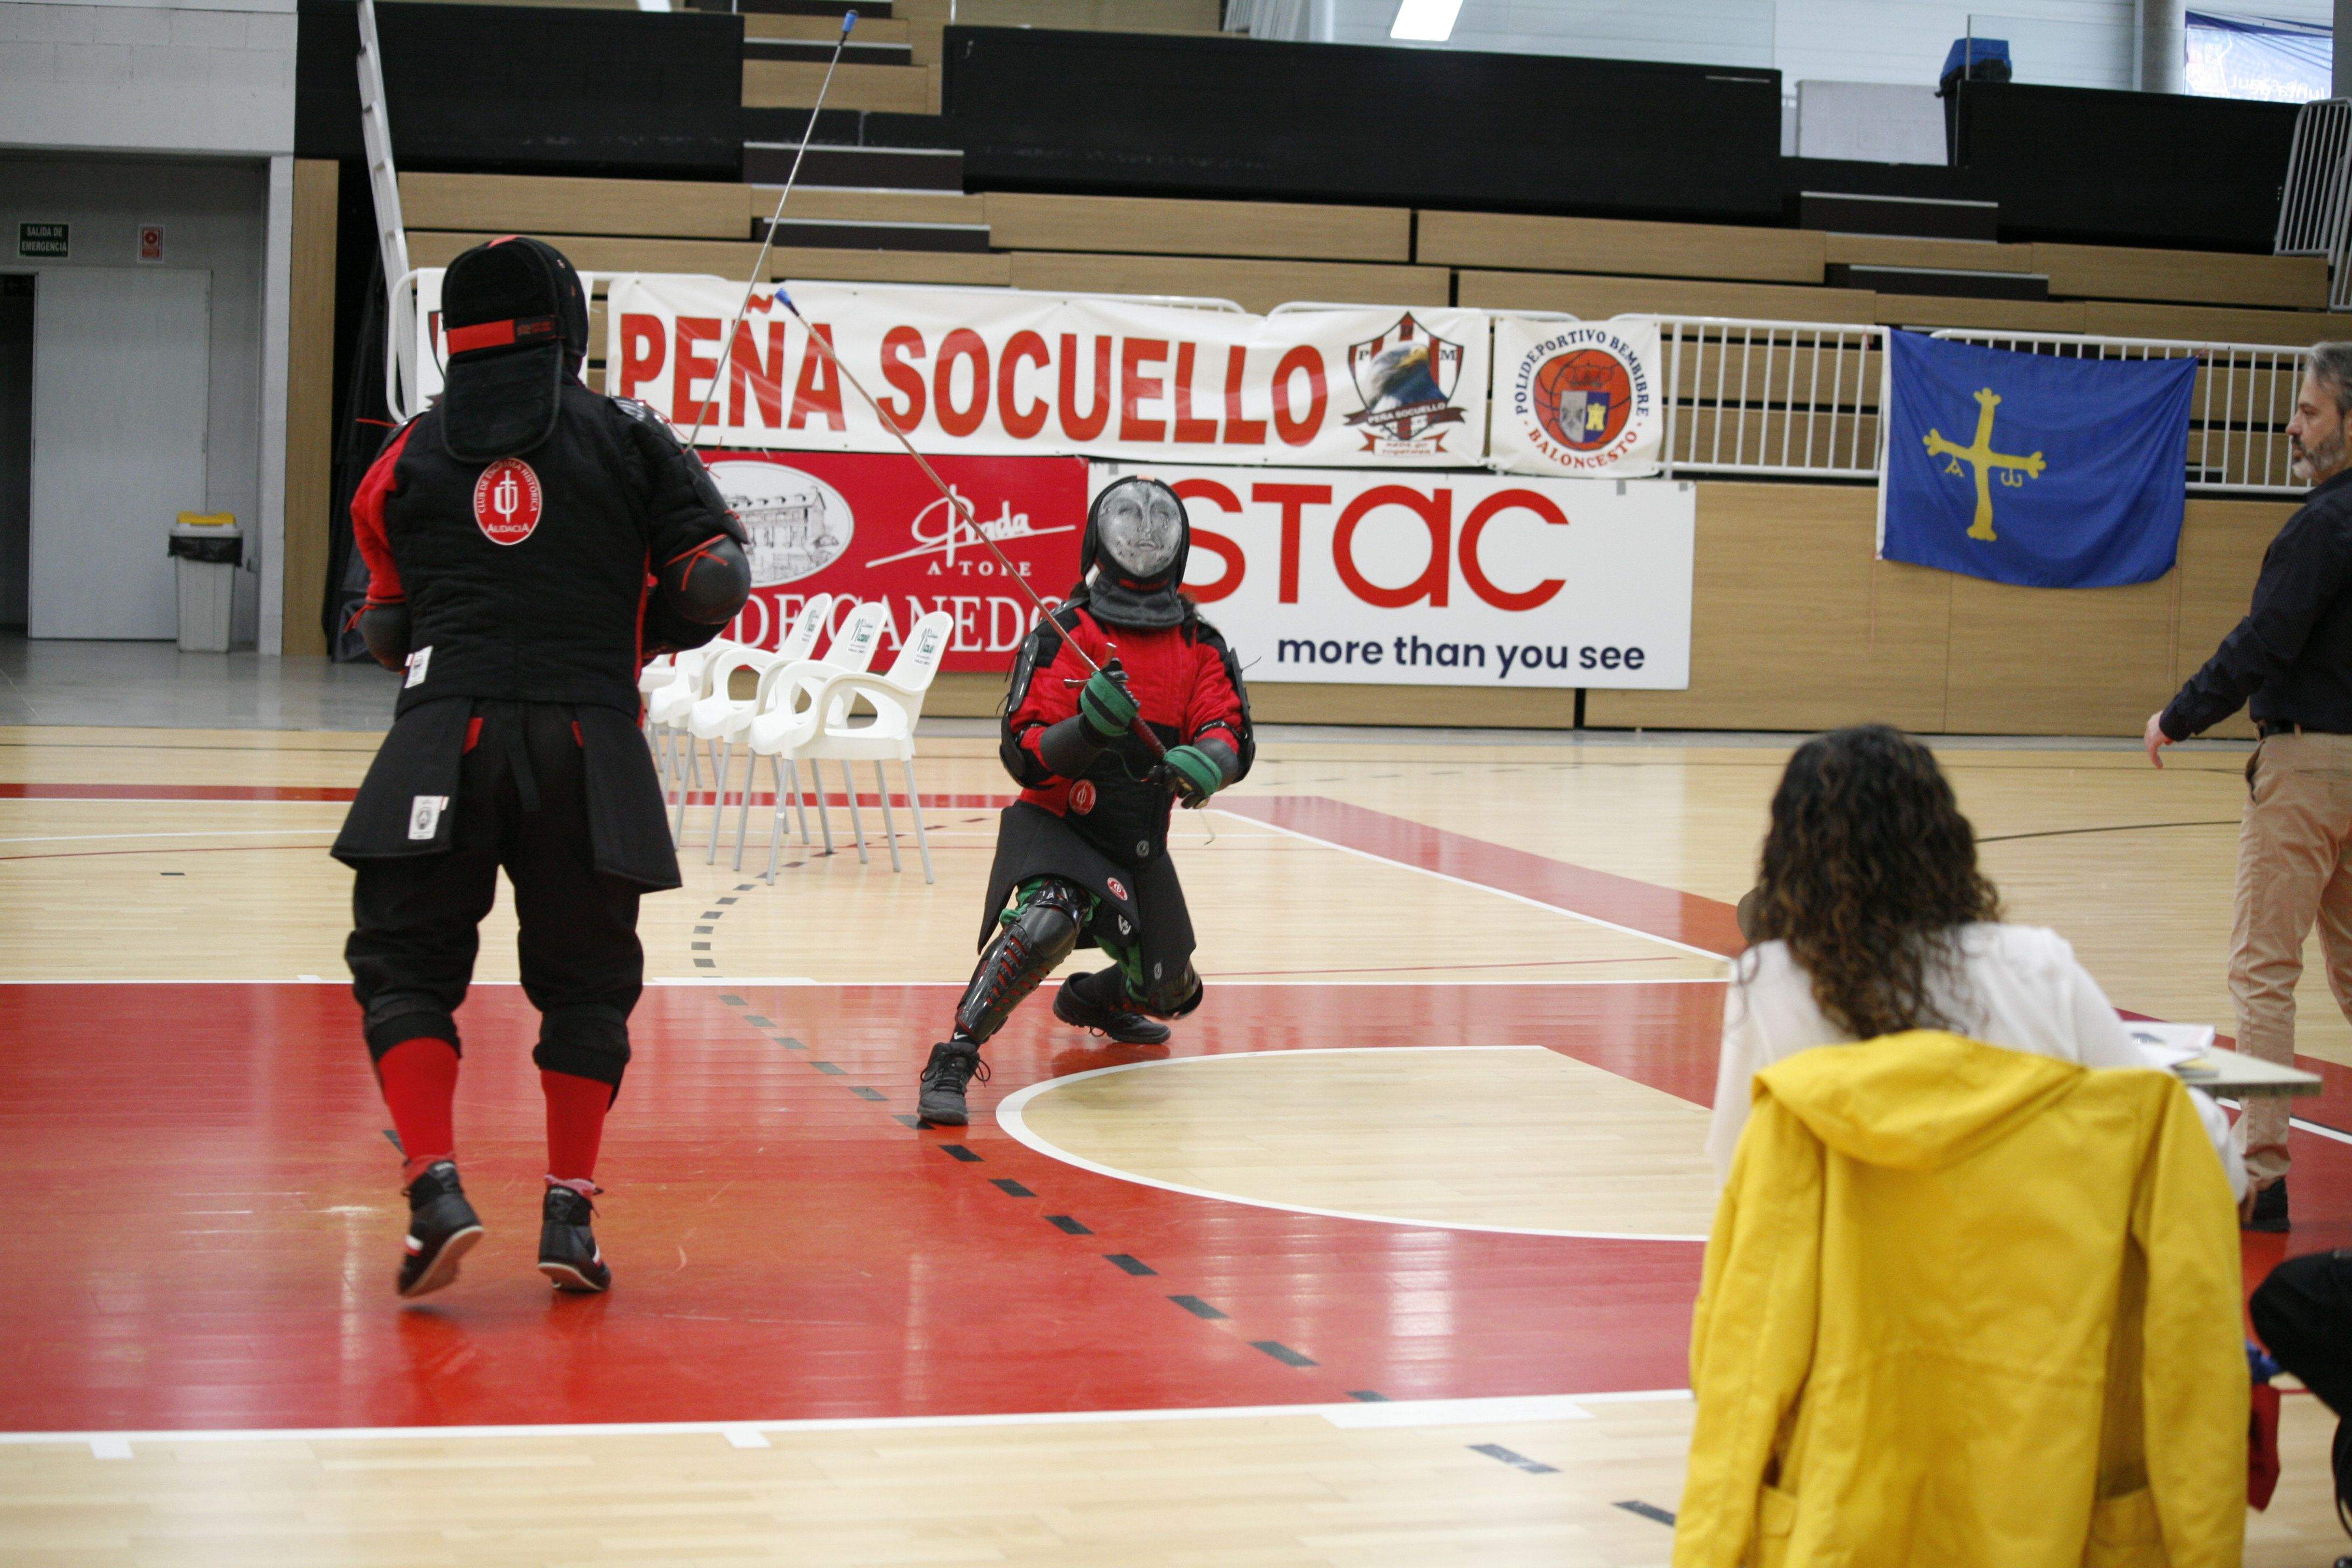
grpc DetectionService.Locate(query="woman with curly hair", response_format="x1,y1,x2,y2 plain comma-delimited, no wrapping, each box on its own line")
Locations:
1707,724,2241,1196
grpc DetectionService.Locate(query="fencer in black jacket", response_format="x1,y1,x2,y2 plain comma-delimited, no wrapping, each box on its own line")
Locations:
332,236,749,1300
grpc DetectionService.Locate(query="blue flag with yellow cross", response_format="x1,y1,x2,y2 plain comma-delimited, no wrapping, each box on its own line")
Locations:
1880,330,2196,588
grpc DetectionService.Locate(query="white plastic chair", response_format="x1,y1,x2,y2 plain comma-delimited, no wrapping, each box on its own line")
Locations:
794,608,952,883
740,600,890,875
648,641,732,837
639,652,678,782
685,594,834,864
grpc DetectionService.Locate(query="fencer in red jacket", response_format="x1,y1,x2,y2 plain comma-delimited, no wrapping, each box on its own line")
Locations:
918,478,1253,1125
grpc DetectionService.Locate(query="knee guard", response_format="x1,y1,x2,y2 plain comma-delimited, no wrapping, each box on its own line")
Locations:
363,991,461,1061
956,879,1086,1043
1136,961,1203,1019
532,1003,633,1093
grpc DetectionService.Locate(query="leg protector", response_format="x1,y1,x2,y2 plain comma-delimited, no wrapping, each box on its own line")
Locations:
956,878,1087,1044
532,1003,633,1093
363,991,462,1062
1135,961,1204,1019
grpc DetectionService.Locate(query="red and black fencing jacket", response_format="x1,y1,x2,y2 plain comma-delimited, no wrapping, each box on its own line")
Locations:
352,385,736,720
999,596,1252,869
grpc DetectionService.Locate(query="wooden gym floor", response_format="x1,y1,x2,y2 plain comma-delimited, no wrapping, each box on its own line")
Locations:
3,723,2351,1565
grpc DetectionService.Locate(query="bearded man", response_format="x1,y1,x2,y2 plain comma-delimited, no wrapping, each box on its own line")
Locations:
2147,340,2352,1233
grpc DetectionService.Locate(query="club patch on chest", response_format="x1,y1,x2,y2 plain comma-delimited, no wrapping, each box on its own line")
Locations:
472,458,543,545
1105,876,1127,902
1068,779,1097,815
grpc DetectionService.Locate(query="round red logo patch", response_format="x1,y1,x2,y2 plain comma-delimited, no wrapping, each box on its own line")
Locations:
472,458,543,545
1105,876,1128,902
1069,780,1097,815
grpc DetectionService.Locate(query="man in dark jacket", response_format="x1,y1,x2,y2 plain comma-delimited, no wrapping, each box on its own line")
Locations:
2147,340,2352,1234
334,237,749,1298
915,478,1252,1126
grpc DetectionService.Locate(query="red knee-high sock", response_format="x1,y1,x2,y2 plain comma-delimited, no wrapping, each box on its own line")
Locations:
542,1070,612,1188
376,1037,459,1186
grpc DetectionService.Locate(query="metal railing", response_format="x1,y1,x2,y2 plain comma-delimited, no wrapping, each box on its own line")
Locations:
1639,316,1889,480
1928,329,2306,494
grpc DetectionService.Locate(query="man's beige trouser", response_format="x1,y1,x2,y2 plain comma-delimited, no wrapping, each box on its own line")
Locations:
2232,730,2352,1186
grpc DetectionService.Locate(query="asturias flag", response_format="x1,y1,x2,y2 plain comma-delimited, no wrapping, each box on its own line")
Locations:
1881,330,2196,588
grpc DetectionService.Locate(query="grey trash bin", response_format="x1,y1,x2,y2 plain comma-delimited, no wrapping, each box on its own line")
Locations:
169,512,242,653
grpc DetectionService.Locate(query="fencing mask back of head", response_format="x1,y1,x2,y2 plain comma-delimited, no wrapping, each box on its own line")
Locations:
1078,477,1191,628
437,236,589,462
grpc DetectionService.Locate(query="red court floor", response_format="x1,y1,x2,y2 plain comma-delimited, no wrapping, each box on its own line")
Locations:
3,792,2347,1437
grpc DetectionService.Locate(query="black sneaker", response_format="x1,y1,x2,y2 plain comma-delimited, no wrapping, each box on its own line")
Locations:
538,1185,611,1293
918,1038,989,1126
1053,974,1171,1046
397,1160,484,1299
2245,1178,2291,1233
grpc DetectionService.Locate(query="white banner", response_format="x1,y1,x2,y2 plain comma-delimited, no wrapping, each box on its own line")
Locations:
1490,318,1664,479
603,276,1490,467
1092,464,1695,689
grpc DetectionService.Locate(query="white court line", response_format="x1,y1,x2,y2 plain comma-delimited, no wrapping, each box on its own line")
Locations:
0,1388,1692,1456
995,1046,1712,1244
0,828,342,845
1218,808,1731,965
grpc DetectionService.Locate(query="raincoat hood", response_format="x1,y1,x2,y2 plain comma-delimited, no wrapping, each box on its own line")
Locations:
1756,1028,2081,1173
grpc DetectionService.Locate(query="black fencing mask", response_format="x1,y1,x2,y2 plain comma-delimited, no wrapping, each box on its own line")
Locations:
1077,478,1191,629
437,236,589,461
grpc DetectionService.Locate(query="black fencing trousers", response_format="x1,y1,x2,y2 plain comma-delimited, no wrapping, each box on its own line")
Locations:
2252,1250,2352,1417
347,701,643,1093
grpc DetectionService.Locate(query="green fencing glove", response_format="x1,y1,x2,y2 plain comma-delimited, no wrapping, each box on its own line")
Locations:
1161,744,1224,807
1077,664,1139,743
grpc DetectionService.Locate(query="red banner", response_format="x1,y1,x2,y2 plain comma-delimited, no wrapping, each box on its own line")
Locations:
702,450,1088,672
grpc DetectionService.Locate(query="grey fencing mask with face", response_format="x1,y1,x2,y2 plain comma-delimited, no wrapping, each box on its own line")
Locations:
1077,478,1192,629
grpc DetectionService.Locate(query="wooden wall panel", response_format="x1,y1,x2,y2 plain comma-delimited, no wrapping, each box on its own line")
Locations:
1824,235,2035,274
1418,211,1825,283
282,159,339,660
2172,497,2294,741
1875,295,2088,332
1585,484,1952,733
1943,573,2179,734
743,59,934,113
400,172,747,241
407,232,1014,287
1457,270,1874,324
1005,253,1447,314
2082,300,2352,346
2033,243,2327,310
984,193,1411,263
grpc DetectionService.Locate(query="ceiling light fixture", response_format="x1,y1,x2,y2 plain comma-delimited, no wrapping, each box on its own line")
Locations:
1390,0,1463,43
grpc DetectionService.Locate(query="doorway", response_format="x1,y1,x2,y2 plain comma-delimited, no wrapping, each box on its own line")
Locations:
0,275,30,631
29,267,211,640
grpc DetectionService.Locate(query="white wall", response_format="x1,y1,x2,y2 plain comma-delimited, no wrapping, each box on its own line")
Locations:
1324,0,2332,92
0,0,296,158
0,0,297,648
0,155,272,646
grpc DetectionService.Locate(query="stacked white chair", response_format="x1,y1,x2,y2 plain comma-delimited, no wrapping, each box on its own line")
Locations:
740,600,890,876
793,609,953,883
647,641,731,836
684,594,834,865
639,652,678,782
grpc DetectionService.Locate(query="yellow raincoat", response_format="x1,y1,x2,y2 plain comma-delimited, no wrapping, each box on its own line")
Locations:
1674,1032,2245,1568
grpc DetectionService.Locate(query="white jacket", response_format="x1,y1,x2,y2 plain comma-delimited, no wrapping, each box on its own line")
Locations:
1710,922,2243,1199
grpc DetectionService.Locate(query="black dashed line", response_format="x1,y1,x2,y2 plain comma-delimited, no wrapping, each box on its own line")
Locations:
941,1145,982,1163
1472,1445,1557,1475
381,1128,403,1152
718,895,740,904
1347,1390,1389,1402
991,1178,1034,1197
694,925,714,935
1616,1501,1676,1526
1104,1254,1155,1276
893,1114,922,1128
719,995,746,1007
743,1016,774,1028
694,958,715,969
1251,1340,1317,1368
691,942,711,951
1169,1296,1226,1320
812,1061,845,1075
770,1036,807,1051
1046,1214,1091,1235
850,1086,886,1101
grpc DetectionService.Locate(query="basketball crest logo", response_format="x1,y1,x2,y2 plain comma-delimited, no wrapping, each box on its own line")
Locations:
1343,313,1468,454
1499,322,1661,475
473,458,543,545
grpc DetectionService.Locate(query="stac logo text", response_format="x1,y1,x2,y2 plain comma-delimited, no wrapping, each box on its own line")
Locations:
472,458,544,545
